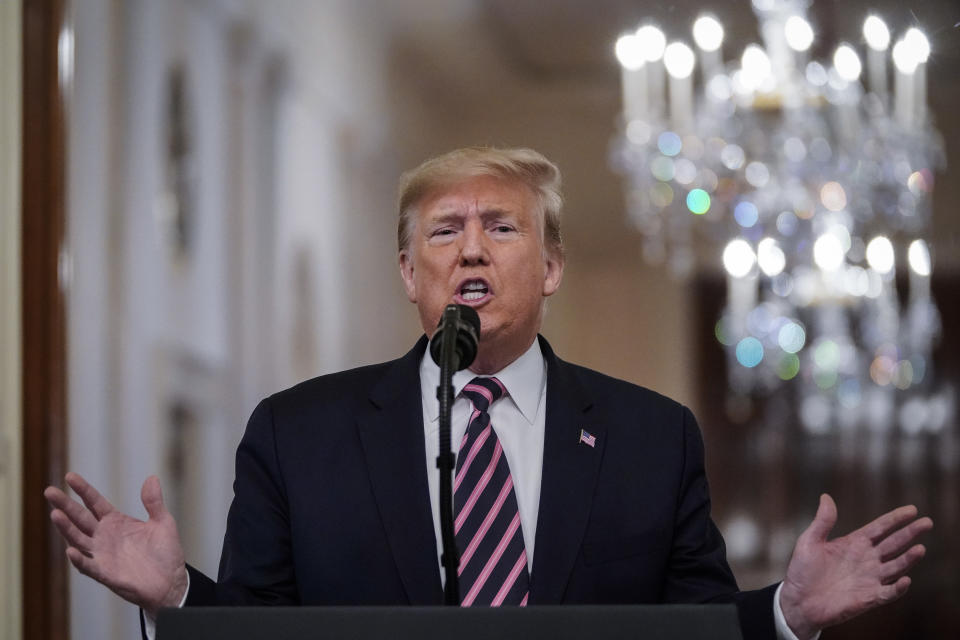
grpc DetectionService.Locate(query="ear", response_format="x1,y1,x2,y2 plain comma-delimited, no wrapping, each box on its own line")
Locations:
542,249,564,297
399,250,418,303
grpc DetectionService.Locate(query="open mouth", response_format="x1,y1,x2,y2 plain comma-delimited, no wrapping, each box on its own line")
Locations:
456,278,491,303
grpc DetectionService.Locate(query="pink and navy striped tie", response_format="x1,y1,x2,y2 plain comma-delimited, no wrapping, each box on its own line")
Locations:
454,377,530,607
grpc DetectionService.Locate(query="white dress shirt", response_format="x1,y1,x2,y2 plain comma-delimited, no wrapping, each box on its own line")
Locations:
420,336,548,578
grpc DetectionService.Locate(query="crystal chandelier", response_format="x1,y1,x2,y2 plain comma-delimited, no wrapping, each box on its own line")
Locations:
610,1,952,434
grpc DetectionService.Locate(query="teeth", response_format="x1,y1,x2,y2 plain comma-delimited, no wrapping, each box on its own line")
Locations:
463,281,487,291
462,291,485,301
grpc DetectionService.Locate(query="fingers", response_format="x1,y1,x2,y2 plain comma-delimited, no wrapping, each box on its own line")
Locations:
49,508,95,556
65,472,116,520
140,475,168,521
880,544,926,584
66,546,102,582
803,493,838,543
876,516,934,561
44,485,99,536
876,576,911,606
856,504,920,544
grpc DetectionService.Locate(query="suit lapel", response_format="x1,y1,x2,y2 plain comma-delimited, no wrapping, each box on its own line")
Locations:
355,336,443,605
530,336,603,604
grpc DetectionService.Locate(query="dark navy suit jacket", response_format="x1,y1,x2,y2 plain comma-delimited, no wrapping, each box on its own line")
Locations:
178,336,777,638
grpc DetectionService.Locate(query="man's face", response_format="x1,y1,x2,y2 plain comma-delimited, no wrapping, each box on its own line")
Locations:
399,175,564,372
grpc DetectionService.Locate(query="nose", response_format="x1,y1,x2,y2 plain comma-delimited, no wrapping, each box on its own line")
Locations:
459,219,490,266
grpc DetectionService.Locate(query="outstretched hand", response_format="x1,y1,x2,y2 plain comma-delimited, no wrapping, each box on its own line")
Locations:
44,472,189,618
780,494,933,640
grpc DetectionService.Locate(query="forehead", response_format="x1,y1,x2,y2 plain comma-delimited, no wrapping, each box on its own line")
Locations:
416,175,541,222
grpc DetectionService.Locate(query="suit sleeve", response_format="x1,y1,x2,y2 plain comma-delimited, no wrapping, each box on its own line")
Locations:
663,405,778,639
185,397,300,606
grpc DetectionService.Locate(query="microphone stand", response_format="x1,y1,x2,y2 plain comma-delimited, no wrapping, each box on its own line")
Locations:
436,308,460,605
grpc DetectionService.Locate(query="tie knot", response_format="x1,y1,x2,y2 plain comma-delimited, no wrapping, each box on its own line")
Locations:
462,376,506,412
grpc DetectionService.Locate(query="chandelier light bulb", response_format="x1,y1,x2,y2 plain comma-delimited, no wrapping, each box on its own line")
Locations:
664,41,696,79
723,239,757,278
866,236,895,274
833,44,862,82
784,16,815,52
615,33,645,70
863,15,890,51
813,233,846,271
907,239,931,276
892,38,918,74
757,238,786,277
693,15,724,52
904,27,931,64
741,44,772,89
637,25,667,62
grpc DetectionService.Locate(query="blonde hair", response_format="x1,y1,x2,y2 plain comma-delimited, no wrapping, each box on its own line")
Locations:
397,147,564,256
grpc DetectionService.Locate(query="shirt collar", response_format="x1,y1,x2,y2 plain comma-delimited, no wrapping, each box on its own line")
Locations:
420,337,546,425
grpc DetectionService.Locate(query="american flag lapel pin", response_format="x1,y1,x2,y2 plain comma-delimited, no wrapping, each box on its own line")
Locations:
579,429,596,448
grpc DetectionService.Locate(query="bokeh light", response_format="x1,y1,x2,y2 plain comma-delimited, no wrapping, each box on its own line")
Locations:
813,233,845,271
720,144,745,170
736,337,764,368
657,131,683,156
819,181,847,211
674,158,698,185
777,353,801,380
865,236,894,274
686,188,711,214
892,38,918,74
734,201,759,227
813,339,839,370
783,137,806,162
908,239,931,276
833,44,862,82
784,15,814,52
715,316,735,345
637,25,667,61
664,41,696,79
907,170,931,195
863,15,890,51
650,156,676,181
740,44,771,90
904,27,930,64
745,161,770,188
777,322,806,353
693,15,724,52
723,239,756,277
776,210,798,236
615,33,645,70
757,237,786,276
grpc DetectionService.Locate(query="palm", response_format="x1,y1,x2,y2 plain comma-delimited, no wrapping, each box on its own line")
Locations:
780,494,932,640
45,473,188,617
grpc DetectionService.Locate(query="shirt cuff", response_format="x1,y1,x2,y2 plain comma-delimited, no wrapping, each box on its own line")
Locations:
773,582,821,640
143,570,191,640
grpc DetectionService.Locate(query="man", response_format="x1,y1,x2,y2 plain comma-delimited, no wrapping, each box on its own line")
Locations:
46,147,932,640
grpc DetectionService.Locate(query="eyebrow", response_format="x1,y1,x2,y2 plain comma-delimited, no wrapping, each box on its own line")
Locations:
428,207,517,225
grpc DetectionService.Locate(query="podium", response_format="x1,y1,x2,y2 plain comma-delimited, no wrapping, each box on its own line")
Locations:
157,605,743,640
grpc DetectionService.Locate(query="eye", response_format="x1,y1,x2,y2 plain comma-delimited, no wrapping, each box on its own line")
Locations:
491,224,516,234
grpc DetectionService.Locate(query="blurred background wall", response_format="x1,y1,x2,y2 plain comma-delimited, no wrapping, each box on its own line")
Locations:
10,0,960,638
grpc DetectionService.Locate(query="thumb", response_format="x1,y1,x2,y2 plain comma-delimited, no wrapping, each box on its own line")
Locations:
803,493,838,543
141,475,169,521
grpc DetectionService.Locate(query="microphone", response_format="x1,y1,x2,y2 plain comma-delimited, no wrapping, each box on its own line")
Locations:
429,304,481,371
431,304,481,604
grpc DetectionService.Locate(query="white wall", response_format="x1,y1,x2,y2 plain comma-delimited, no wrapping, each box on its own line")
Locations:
67,1,414,637
0,2,23,638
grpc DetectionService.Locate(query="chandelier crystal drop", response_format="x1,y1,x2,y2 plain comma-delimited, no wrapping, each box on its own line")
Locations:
610,2,951,434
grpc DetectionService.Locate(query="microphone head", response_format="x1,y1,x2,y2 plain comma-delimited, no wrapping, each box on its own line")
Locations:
430,304,481,370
